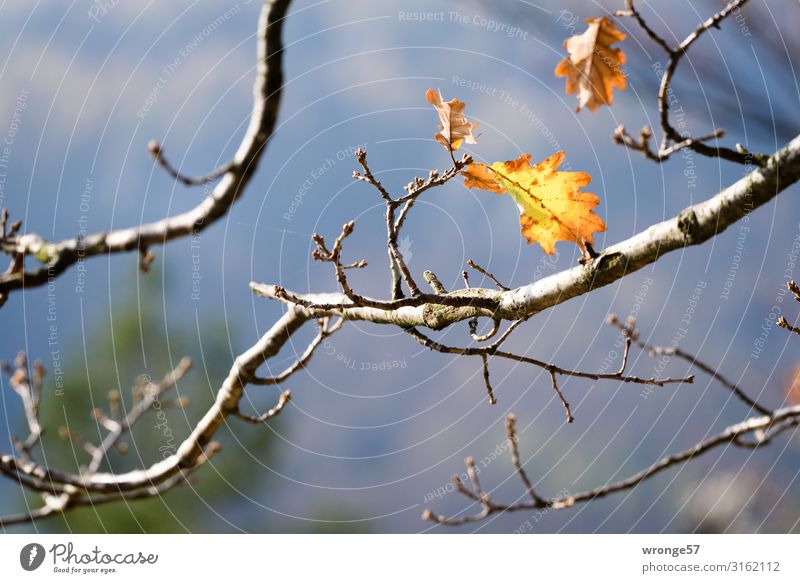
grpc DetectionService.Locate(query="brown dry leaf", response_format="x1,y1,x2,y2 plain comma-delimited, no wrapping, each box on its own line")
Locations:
425,88,478,152
554,17,627,112
786,364,800,406
463,152,606,255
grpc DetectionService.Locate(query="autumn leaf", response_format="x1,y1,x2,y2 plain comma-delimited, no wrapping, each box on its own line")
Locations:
554,17,627,112
463,152,606,255
462,162,504,193
786,364,800,406
425,88,478,152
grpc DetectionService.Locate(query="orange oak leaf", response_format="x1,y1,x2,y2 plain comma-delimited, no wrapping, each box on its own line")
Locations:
554,17,627,112
425,88,478,152
463,152,606,255
462,162,504,193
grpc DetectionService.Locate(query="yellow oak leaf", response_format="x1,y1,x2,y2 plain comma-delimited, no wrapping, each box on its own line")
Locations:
463,152,606,255
554,17,627,112
425,88,478,152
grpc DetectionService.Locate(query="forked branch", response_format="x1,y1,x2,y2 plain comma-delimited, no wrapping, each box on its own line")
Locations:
424,404,800,526
0,0,292,302
615,0,765,164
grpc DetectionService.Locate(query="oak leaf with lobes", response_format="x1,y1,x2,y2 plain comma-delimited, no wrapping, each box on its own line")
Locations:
555,17,627,112
425,88,478,152
463,152,606,255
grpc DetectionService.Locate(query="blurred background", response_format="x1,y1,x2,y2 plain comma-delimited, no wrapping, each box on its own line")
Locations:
1,0,799,533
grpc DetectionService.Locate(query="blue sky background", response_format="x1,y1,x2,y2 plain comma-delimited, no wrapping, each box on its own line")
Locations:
1,0,800,533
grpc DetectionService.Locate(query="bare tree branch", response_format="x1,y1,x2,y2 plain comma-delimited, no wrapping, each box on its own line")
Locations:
0,0,292,302
256,133,800,329
607,315,772,415
0,442,221,528
0,306,311,500
3,0,800,532
2,353,45,457
615,0,764,164
424,405,800,526
85,357,192,473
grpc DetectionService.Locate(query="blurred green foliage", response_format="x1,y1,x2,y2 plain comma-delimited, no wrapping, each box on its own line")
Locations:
15,273,281,533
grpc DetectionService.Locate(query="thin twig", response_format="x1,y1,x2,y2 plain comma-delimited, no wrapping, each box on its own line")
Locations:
0,0,293,300
312,222,369,304
86,357,192,473
470,318,500,343
481,354,497,405
148,141,233,186
232,389,292,424
615,0,761,165
657,0,756,164
616,0,673,54
3,354,45,457
607,314,771,415
353,148,392,202
467,259,509,291
787,280,800,302
778,316,800,336
465,456,489,510
404,319,690,423
423,404,800,526
613,125,726,162
506,414,547,505
548,369,574,423
250,317,343,385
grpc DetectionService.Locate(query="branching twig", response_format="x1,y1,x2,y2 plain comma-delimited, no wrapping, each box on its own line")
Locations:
0,306,313,519
250,317,343,385
423,405,800,526
778,281,800,335
506,414,546,506
257,133,800,330
787,280,800,302
404,321,691,417
2,353,45,458
312,222,369,303
264,283,502,316
615,0,763,165
0,441,221,528
607,314,771,415
613,124,725,163
616,0,671,54
352,149,471,299
0,0,292,301
85,357,192,473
